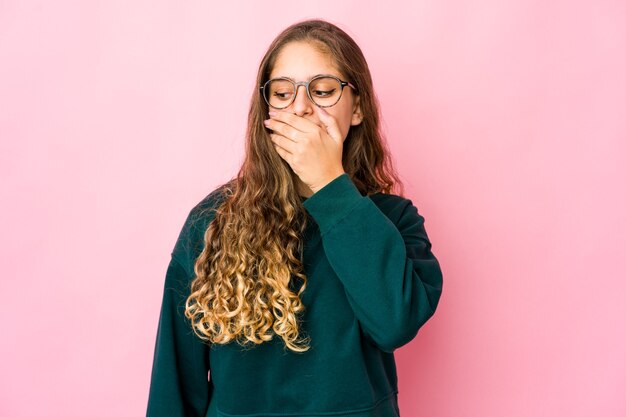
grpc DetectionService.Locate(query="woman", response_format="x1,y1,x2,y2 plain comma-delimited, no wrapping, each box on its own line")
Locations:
146,18,443,417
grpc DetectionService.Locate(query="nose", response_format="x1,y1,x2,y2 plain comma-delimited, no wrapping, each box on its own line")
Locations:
289,83,314,116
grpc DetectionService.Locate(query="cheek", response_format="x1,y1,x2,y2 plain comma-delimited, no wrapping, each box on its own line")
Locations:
330,107,353,139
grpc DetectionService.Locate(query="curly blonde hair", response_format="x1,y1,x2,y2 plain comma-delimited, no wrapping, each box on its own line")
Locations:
184,18,404,352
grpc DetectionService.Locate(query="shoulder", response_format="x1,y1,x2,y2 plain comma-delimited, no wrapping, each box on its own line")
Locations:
171,180,233,276
369,192,431,245
369,191,420,223
189,181,232,222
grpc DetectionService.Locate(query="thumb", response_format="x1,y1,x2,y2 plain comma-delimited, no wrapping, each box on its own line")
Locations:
316,105,343,144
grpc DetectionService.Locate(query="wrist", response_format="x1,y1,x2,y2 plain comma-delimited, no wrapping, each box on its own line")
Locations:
310,171,346,194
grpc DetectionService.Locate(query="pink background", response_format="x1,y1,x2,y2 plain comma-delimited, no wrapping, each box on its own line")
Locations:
1,1,625,416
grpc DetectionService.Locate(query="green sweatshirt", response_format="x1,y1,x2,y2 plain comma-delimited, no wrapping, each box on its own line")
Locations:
146,173,443,417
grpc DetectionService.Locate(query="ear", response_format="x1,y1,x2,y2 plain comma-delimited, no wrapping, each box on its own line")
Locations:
350,94,363,126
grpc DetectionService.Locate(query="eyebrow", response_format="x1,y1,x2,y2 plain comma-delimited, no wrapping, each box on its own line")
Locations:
272,73,338,81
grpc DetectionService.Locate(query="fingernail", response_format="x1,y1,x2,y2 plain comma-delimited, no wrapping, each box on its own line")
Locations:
268,111,277,117
263,119,270,125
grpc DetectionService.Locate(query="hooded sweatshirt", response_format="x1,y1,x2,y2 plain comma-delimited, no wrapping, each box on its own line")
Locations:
146,172,443,417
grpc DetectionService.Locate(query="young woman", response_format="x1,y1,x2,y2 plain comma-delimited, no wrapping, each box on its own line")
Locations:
146,18,443,417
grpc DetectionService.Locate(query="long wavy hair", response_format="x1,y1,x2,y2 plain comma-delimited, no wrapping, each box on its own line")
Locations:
185,18,404,353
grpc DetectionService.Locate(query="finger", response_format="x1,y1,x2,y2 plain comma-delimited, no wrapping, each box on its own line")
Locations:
272,141,292,165
270,133,295,155
265,118,300,143
315,106,343,143
268,111,320,133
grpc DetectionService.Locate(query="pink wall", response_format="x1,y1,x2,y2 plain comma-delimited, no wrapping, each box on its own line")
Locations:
1,1,624,416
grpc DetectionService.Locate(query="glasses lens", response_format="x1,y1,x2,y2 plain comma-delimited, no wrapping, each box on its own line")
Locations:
309,77,342,107
265,79,294,109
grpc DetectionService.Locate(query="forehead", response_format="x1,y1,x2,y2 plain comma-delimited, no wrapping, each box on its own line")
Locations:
269,41,343,80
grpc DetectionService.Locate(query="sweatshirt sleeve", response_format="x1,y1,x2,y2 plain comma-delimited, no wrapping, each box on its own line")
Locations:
303,173,444,353
146,254,212,417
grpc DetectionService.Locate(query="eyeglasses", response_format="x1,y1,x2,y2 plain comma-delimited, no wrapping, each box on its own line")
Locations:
260,74,357,109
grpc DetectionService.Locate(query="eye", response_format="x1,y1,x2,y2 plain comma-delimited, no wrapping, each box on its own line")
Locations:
312,88,336,97
272,91,293,100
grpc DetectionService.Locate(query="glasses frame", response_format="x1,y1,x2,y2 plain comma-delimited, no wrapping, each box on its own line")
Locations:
259,74,357,109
